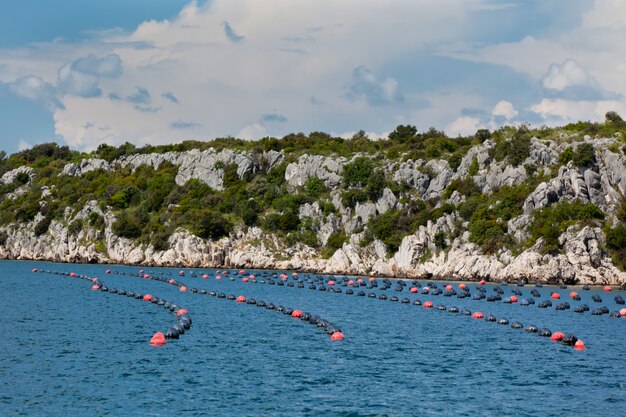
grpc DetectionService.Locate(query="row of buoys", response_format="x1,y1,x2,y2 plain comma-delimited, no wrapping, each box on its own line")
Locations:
97,268,345,341
174,268,625,320
36,269,191,346
158,269,590,350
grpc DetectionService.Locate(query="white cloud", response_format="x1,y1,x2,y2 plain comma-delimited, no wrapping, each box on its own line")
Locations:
238,123,266,140
3,0,626,149
530,98,626,124
446,116,482,136
8,75,62,110
541,59,593,91
491,100,518,120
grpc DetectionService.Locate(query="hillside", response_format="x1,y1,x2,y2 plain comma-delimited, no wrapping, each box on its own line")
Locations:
1,115,626,285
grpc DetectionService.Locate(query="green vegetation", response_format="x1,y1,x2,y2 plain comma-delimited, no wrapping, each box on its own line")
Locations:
0,115,624,269
529,202,605,254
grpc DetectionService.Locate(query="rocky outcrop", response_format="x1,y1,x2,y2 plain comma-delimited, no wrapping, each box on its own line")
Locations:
284,154,345,188
2,137,626,286
60,149,283,191
62,159,110,176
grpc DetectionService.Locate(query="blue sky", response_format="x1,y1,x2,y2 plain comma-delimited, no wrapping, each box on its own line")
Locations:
1,0,625,153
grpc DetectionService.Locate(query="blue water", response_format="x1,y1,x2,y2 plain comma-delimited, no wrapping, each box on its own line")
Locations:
1,260,625,417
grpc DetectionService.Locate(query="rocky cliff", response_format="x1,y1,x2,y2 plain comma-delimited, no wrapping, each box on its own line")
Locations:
1,132,625,286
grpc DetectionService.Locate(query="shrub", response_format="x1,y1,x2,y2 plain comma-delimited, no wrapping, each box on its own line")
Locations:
34,216,52,236
343,156,374,187
304,177,327,200
529,202,605,254
342,189,368,209
443,177,481,199
191,210,232,240
572,143,596,167
606,223,626,270
321,232,346,258
468,157,479,176
112,214,142,239
434,231,447,249
559,147,574,165
366,170,386,200
68,219,83,235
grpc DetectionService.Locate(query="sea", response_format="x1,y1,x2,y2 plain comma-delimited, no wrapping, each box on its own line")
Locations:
1,259,624,416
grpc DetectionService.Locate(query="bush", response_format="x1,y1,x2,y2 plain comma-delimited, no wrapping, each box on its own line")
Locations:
443,177,481,199
434,231,447,249
468,157,479,176
321,232,346,258
342,189,368,209
366,170,386,200
606,223,626,270
343,157,374,187
34,216,52,236
529,202,605,254
191,210,232,240
559,147,574,165
68,219,83,235
304,177,327,200
112,214,142,239
572,143,596,167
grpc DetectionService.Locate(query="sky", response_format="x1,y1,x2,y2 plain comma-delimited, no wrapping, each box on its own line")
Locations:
1,0,626,153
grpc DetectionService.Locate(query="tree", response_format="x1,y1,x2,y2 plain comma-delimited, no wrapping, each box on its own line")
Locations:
572,143,596,167
388,125,417,143
366,170,386,200
343,156,374,187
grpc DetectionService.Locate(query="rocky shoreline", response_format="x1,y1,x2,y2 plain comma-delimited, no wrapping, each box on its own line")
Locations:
2,135,626,287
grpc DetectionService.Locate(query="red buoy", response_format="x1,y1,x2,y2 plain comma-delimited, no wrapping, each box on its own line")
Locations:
620,308,626,317
330,332,345,341
479,279,486,285
551,292,560,299
472,312,484,319
347,280,354,285
201,274,209,279
510,295,518,303
459,283,466,290
574,340,586,350
216,275,222,280
328,280,335,286
179,286,188,292
357,278,363,284
242,277,249,283
143,274,150,279
236,295,246,303
179,271,185,276
409,287,418,293
603,285,612,292
291,309,303,318
32,268,38,273
143,294,153,302
551,332,565,341
150,332,166,346
424,301,433,309
91,284,100,291
445,284,453,291
168,279,175,284
239,269,246,275
292,272,298,277
176,309,189,316
569,291,578,299
368,277,375,282
69,272,76,277
106,269,111,274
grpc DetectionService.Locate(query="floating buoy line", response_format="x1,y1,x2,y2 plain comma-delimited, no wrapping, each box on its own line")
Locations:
33,267,626,349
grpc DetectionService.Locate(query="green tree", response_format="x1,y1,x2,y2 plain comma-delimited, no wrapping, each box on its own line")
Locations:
343,156,374,187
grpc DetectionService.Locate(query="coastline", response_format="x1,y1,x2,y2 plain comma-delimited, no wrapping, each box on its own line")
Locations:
5,255,625,289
